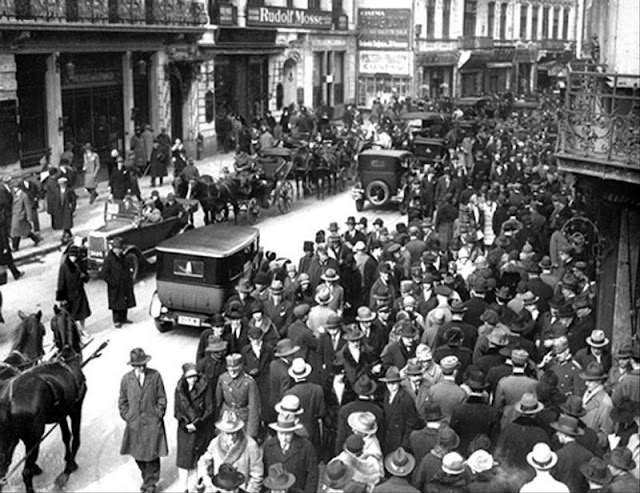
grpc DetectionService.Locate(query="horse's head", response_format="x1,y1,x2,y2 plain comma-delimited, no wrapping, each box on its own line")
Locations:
13,311,44,356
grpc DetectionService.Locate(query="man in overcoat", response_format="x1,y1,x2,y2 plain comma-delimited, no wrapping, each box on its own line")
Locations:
118,348,168,493
263,416,318,493
50,176,77,243
380,366,422,455
0,177,21,279
99,236,136,327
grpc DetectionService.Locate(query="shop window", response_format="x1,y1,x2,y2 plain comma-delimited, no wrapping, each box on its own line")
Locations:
276,84,284,110
332,0,343,15
531,5,538,40
562,8,570,40
312,52,324,108
426,0,435,39
499,3,507,39
552,7,560,39
0,101,19,166
487,2,495,38
463,0,477,37
333,52,345,105
442,0,451,38
205,90,214,123
308,0,320,10
520,3,528,39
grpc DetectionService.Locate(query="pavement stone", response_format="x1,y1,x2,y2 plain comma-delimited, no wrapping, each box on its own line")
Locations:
13,152,236,266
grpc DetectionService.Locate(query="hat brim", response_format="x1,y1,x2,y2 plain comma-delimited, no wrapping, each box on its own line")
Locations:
578,463,613,486
274,345,300,357
379,376,402,383
355,314,376,322
526,451,558,470
323,468,353,490
275,402,304,415
206,343,228,352
586,338,609,348
315,293,335,305
344,334,364,342
347,415,378,435
215,421,245,433
579,372,607,381
384,456,416,477
321,274,340,282
516,402,545,415
604,452,637,471
128,355,151,366
441,464,466,475
212,473,245,490
550,422,585,436
288,364,312,380
268,422,304,433
264,473,296,490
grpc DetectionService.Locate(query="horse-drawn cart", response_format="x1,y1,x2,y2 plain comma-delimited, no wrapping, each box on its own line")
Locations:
255,152,295,214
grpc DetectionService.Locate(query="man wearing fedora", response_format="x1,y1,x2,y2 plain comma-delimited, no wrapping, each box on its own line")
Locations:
379,366,422,455
426,356,466,420
493,348,538,426
373,447,419,493
605,447,638,492
197,335,228,415
550,413,594,493
263,415,318,493
408,402,444,465
496,392,550,470
118,348,168,493
322,458,354,492
412,425,461,491
611,342,640,406
198,412,263,493
567,297,596,355
308,244,339,292
433,327,473,380
198,463,247,493
225,301,250,354
100,236,136,328
425,451,470,493
264,463,296,493
318,313,346,379
575,329,612,374
196,313,228,362
216,354,261,438
247,302,279,349
225,278,257,321
336,325,379,393
579,363,614,443
268,339,300,421
580,457,613,492
308,286,337,336
449,368,501,453
287,304,320,379
381,321,417,371
241,326,273,421
335,375,382,454
320,268,344,315
285,357,325,452
519,443,569,493
355,306,386,356
263,280,294,336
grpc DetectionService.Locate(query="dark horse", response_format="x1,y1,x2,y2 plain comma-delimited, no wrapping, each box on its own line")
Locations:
50,305,82,355
0,346,86,493
11,311,45,364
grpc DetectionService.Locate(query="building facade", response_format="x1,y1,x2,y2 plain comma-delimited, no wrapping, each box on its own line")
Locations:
197,0,357,155
411,0,578,98
0,0,207,171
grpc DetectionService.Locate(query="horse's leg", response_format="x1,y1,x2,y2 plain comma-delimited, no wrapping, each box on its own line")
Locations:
21,427,44,493
68,403,82,472
59,418,72,465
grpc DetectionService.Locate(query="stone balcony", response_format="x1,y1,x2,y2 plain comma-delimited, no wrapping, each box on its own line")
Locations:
0,0,207,30
556,68,640,185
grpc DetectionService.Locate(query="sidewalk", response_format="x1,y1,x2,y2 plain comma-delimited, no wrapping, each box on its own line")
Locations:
14,152,236,265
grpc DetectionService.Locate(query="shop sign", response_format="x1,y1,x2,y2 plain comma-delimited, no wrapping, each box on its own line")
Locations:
417,52,458,66
357,9,411,50
247,6,333,29
359,51,410,75
310,37,348,50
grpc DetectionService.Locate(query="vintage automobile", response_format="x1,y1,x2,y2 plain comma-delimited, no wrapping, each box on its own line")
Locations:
399,111,450,139
352,149,415,211
85,198,190,280
149,224,260,332
411,136,448,165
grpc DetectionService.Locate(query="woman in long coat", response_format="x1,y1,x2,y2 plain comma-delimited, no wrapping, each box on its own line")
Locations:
56,245,91,331
174,363,214,492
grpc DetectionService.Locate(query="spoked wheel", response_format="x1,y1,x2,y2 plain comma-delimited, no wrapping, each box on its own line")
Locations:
366,180,390,207
278,181,294,214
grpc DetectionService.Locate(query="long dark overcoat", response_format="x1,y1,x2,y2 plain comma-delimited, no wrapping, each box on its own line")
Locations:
99,251,136,310
118,368,168,461
382,387,422,455
263,435,318,493
174,374,214,469
10,192,33,238
56,258,91,321
50,188,76,231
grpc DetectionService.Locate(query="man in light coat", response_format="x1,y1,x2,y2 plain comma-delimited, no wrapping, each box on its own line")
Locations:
118,348,168,493
82,142,100,204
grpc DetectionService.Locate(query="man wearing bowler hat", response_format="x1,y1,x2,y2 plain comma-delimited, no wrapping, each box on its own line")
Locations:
580,362,614,440
551,413,593,493
100,236,136,328
118,348,168,493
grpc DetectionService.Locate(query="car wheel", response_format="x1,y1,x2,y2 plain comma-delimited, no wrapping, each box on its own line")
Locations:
366,180,390,206
355,198,365,212
125,252,140,281
155,319,173,333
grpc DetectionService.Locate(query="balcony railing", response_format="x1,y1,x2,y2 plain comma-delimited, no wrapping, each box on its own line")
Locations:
557,69,640,181
3,0,207,26
458,36,493,50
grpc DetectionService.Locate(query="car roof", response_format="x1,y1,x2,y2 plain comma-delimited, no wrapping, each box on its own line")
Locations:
399,111,447,121
359,149,413,159
156,224,259,258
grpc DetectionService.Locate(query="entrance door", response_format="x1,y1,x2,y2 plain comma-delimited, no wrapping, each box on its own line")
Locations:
169,62,192,142
282,58,297,109
16,55,48,168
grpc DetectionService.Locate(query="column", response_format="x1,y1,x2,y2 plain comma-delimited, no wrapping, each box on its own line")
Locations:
45,53,63,165
122,52,135,148
514,3,522,40
148,51,160,134
549,6,554,39
536,4,543,40
557,6,564,41
525,3,532,40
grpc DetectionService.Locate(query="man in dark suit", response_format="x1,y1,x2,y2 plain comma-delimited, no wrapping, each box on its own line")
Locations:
263,416,318,493
381,321,417,371
263,279,293,337
461,279,489,328
355,306,386,356
551,414,594,493
449,369,501,453
241,326,274,424
434,301,477,351
434,171,458,205
380,366,422,455
0,177,21,279
318,314,346,379
407,402,444,465
287,304,320,380
334,374,383,454
225,301,249,354
267,339,300,423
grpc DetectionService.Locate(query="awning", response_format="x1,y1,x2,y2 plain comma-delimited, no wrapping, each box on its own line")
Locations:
199,27,285,56
199,45,285,56
459,51,492,71
487,62,513,69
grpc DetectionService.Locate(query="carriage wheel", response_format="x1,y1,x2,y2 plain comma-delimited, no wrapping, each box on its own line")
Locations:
278,182,294,214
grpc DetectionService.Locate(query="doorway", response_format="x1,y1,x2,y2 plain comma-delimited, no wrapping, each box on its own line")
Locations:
282,58,297,110
16,54,48,168
169,62,192,142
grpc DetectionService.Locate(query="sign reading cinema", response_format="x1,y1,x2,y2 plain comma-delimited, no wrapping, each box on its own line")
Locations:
247,6,333,29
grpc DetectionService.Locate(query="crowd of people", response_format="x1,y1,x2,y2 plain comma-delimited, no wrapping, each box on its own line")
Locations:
113,96,639,493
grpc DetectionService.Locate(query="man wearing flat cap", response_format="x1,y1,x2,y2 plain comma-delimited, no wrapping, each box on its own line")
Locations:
119,348,168,493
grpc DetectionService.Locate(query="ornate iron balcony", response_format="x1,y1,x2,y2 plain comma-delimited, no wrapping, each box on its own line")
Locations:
557,68,640,184
2,0,207,26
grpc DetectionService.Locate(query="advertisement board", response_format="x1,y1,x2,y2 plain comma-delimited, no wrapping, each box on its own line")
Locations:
357,9,411,50
359,51,411,75
247,6,333,29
